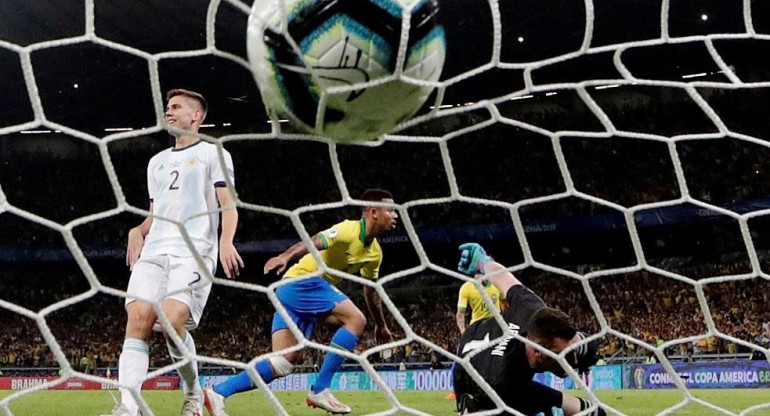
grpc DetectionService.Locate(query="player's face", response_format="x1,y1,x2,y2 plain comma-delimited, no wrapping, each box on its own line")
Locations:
373,198,398,233
165,96,202,132
534,336,578,377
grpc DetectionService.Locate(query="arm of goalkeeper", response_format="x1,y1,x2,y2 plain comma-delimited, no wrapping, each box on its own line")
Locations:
573,332,600,375
536,408,564,416
458,243,523,294
562,396,606,416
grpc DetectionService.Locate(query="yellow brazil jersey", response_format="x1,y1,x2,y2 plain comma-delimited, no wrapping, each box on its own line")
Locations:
284,219,382,285
457,280,504,324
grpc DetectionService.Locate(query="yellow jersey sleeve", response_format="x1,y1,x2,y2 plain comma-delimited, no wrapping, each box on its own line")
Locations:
318,220,357,249
457,282,472,311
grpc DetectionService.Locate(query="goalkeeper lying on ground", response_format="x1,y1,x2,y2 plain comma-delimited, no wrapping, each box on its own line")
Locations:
452,243,604,416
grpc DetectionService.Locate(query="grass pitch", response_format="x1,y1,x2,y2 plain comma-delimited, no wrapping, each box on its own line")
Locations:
2,389,770,415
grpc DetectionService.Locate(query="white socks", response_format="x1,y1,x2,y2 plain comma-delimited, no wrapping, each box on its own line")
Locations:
166,331,201,396
118,338,149,414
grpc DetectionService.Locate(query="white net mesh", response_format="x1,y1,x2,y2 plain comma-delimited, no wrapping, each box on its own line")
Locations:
2,0,770,415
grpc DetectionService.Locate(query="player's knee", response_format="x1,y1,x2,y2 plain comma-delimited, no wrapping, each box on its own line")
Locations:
348,309,367,333
160,319,187,339
268,356,294,377
126,302,156,337
162,299,192,331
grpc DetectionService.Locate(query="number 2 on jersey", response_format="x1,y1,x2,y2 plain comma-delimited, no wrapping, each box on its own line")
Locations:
169,170,180,190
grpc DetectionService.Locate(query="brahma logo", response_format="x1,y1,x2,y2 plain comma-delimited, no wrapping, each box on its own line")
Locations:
67,380,84,388
11,378,47,390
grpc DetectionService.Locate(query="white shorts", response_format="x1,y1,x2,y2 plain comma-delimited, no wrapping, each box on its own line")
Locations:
125,255,214,331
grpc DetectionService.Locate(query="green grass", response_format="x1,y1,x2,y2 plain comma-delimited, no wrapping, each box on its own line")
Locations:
2,389,770,416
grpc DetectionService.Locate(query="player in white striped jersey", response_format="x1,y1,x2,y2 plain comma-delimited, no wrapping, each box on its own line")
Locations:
102,89,243,416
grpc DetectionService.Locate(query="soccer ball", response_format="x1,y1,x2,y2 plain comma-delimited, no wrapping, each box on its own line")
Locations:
247,0,446,143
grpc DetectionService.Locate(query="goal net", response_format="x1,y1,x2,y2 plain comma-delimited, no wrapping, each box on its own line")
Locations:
1,0,770,415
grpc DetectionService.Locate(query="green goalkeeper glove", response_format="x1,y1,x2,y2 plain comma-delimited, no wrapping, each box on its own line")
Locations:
457,243,491,276
535,407,564,416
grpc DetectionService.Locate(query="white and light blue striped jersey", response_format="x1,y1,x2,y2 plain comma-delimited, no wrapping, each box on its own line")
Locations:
140,140,234,262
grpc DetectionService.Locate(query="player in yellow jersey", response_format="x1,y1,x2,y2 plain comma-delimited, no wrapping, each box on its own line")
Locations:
456,279,506,333
448,273,506,400
204,189,398,416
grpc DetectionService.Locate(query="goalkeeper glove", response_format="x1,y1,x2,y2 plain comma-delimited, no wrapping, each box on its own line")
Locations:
535,407,564,416
457,243,491,276
572,332,600,374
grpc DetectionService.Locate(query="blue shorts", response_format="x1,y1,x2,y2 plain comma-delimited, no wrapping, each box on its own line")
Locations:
271,276,349,339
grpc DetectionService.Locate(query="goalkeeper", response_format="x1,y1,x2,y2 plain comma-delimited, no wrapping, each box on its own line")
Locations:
453,243,603,416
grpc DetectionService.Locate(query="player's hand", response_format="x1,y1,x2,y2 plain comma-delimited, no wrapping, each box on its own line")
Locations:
457,243,490,276
264,255,289,275
374,325,393,345
220,241,244,279
126,227,145,270
573,332,600,373
535,407,564,416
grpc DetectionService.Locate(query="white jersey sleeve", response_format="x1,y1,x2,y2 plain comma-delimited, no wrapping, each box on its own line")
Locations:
140,141,234,262
210,147,234,188
147,153,159,204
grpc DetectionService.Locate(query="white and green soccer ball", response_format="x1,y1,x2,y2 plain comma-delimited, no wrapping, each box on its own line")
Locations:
247,0,446,143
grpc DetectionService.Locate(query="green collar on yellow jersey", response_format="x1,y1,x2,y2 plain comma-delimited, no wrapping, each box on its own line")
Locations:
359,218,367,245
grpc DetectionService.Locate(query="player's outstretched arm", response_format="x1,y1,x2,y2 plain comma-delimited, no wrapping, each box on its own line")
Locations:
456,284,469,333
456,308,467,333
561,393,605,416
126,203,153,270
481,261,522,296
216,187,244,278
263,234,325,275
457,243,522,294
536,407,564,416
363,286,392,344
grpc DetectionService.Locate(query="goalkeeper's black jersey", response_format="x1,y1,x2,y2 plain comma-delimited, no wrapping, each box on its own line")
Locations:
453,284,547,407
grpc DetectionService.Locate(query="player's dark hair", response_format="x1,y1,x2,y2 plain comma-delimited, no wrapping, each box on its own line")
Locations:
359,188,393,212
166,88,208,116
526,307,577,349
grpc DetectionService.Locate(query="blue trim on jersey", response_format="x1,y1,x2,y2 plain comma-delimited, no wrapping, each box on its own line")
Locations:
213,181,227,187
271,276,349,337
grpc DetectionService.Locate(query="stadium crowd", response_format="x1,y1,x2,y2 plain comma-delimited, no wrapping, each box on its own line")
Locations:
1,87,770,375
1,261,769,374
